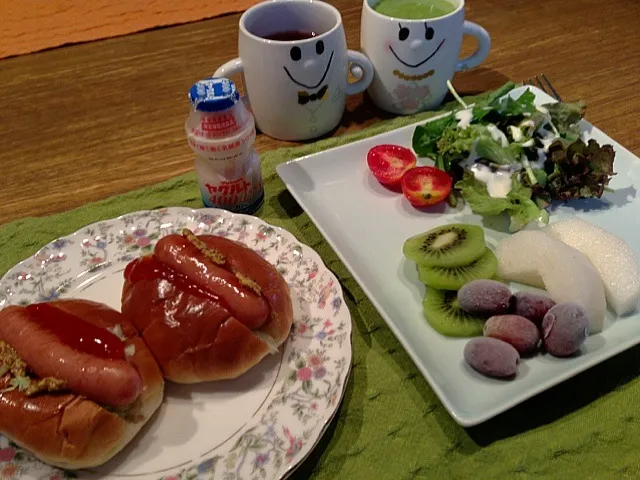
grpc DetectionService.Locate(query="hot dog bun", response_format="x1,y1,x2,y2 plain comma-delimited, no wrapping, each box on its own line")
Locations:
0,299,164,470
121,231,294,383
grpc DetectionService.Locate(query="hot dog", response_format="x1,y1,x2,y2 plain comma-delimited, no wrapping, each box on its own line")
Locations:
121,229,294,383
0,299,164,470
196,234,294,344
153,234,270,329
0,303,142,406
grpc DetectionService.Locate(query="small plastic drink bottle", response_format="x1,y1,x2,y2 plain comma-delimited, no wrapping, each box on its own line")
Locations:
186,77,264,214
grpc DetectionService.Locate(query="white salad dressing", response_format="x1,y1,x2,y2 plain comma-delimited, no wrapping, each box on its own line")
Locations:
486,124,509,147
509,125,524,142
461,139,517,199
521,106,562,169
520,120,536,130
533,129,559,168
538,132,557,152
455,109,473,130
470,164,513,198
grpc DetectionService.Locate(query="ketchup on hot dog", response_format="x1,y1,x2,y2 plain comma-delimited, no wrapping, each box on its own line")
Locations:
124,256,218,303
25,303,125,360
0,302,143,407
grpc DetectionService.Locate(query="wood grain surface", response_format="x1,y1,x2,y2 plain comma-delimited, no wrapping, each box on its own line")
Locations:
0,0,261,59
0,0,639,225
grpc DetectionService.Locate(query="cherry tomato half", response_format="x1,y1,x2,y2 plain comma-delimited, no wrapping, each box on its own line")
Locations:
401,166,453,207
366,144,417,188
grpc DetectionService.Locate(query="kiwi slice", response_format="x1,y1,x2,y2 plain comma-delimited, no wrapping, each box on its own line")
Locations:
403,224,486,268
417,249,498,290
422,287,486,337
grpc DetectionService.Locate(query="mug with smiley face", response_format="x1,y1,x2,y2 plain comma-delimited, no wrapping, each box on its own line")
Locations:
214,0,374,141
361,0,491,115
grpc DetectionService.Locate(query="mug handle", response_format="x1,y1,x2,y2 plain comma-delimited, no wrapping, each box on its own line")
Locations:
213,58,243,78
456,21,491,72
346,50,374,96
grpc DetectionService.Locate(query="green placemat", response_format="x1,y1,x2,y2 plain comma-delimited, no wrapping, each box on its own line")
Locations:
2,84,640,480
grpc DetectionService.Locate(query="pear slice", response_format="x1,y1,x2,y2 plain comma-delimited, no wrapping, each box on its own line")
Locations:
545,217,640,316
497,230,606,333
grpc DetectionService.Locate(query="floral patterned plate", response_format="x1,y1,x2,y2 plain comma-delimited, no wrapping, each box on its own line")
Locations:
0,207,352,480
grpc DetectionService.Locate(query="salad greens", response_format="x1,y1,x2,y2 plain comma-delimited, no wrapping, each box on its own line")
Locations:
456,171,549,232
411,81,616,231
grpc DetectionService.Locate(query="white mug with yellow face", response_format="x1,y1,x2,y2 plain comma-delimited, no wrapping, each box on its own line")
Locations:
361,0,491,115
214,0,374,141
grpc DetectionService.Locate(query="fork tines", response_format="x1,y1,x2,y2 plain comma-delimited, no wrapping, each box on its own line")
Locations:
526,73,563,102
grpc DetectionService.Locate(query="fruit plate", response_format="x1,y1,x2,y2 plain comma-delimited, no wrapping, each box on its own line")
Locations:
276,84,640,427
0,207,352,480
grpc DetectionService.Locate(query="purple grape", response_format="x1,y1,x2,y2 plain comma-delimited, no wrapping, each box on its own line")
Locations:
483,314,540,354
512,291,556,327
463,337,520,378
457,279,512,316
542,302,590,357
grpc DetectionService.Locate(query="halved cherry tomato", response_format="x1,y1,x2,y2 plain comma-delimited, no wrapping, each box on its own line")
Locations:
366,144,417,188
401,166,452,207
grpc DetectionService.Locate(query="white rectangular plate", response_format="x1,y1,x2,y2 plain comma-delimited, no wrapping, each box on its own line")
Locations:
276,85,640,426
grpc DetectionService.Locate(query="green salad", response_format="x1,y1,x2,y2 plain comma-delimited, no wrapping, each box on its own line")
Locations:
411,82,616,232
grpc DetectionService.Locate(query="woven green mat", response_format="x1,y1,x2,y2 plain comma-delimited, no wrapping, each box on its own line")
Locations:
2,85,640,480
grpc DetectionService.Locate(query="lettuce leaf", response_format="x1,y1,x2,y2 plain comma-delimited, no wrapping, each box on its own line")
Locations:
498,89,538,117
479,81,518,107
435,125,488,172
545,138,615,200
475,137,522,165
545,101,585,128
472,88,537,124
412,115,456,159
522,168,552,207
413,81,519,158
531,168,548,187
544,101,586,143
471,81,518,117
455,171,548,232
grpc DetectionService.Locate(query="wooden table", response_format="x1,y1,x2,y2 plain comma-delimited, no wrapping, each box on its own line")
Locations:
0,0,639,226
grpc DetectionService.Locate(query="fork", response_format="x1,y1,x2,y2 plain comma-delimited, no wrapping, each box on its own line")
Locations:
525,73,563,102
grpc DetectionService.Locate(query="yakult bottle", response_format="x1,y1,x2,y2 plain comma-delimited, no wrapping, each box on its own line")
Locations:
186,77,264,214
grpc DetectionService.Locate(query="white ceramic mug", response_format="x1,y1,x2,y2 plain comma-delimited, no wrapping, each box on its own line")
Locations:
214,0,374,141
361,0,491,115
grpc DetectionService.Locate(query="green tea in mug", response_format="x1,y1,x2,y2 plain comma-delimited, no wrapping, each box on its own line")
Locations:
373,0,457,19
